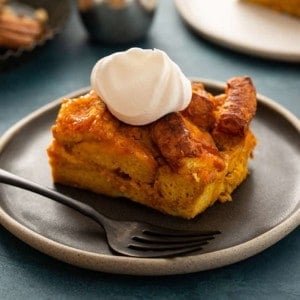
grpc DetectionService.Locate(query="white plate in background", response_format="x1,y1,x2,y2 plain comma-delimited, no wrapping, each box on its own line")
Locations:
175,0,300,62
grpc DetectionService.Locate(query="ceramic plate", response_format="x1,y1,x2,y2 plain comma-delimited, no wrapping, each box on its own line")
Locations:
175,0,300,62
0,79,299,276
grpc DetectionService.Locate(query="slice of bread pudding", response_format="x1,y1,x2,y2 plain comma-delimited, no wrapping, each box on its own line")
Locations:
47,77,257,219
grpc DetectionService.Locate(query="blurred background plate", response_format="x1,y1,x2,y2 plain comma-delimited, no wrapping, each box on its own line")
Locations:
175,0,300,62
0,0,71,70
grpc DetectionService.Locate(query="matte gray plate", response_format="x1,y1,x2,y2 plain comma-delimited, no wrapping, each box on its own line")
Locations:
0,79,299,275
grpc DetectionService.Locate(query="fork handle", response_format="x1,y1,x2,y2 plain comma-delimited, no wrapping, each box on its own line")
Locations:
0,168,110,229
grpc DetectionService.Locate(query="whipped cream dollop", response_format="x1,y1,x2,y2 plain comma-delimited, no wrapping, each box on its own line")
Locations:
91,48,192,125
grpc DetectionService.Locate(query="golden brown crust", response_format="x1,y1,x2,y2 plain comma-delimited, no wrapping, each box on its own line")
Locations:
152,113,200,161
181,82,216,131
52,91,122,145
151,112,224,171
213,76,257,137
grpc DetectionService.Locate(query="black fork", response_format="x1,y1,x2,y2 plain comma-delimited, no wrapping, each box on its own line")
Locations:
0,168,220,258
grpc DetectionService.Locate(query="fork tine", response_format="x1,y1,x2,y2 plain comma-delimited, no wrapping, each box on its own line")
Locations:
123,244,206,258
129,240,209,250
143,225,221,237
118,226,220,258
133,234,215,244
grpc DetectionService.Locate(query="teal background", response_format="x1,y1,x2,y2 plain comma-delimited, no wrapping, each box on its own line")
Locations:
0,1,299,299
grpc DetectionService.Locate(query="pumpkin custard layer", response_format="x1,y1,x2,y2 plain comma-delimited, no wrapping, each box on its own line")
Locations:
48,77,257,219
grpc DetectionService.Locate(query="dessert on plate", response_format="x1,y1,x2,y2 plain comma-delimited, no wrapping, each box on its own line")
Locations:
242,0,300,18
47,48,257,219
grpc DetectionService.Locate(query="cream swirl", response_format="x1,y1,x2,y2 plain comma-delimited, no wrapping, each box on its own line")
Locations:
91,48,192,125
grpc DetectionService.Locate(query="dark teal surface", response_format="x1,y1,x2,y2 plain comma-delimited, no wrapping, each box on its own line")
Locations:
0,1,299,299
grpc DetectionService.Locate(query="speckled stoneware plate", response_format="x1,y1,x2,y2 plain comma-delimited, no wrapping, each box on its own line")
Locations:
175,0,300,62
0,79,299,276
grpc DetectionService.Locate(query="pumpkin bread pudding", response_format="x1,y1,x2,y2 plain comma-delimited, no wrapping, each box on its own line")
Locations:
48,49,257,219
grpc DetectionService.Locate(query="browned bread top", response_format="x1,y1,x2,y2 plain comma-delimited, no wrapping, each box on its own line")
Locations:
52,77,256,173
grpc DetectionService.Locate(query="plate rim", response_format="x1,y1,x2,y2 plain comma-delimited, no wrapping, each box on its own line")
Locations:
175,0,300,62
0,78,299,276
